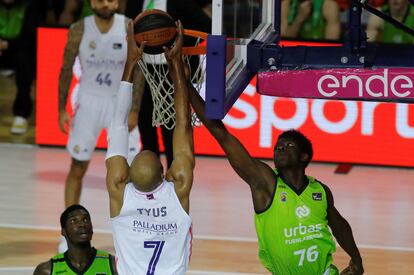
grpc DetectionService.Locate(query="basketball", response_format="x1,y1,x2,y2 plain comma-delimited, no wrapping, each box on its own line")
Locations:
133,9,177,55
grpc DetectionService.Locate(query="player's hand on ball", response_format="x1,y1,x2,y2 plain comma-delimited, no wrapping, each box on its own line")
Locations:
122,20,146,82
340,259,364,275
126,20,146,65
163,20,184,64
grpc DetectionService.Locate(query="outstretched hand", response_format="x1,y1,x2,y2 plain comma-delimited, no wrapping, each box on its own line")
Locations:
127,20,146,65
122,20,146,82
340,259,364,275
163,20,184,66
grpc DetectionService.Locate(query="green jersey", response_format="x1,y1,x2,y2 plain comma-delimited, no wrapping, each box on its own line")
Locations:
254,171,337,275
51,248,114,275
381,5,414,44
0,2,28,40
299,16,326,40
288,0,326,40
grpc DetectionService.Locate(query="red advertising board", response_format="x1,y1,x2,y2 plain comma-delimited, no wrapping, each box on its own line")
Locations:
36,28,414,167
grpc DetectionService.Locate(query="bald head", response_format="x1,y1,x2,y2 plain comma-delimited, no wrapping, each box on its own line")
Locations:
130,150,164,192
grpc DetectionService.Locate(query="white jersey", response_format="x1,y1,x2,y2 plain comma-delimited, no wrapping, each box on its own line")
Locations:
111,181,192,275
78,13,127,97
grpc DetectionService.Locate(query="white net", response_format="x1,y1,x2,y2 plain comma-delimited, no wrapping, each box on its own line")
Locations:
137,36,206,130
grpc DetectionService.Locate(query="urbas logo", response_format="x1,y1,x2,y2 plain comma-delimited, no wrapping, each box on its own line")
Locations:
295,205,310,218
318,69,413,99
284,223,322,238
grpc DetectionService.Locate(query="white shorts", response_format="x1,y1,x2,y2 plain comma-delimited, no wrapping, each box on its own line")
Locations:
67,93,141,161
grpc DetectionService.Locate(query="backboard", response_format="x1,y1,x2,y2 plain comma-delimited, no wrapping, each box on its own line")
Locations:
206,0,277,119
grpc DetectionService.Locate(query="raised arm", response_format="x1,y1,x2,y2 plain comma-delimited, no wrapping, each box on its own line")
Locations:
123,17,145,131
324,185,364,275
58,20,83,134
105,21,145,217
186,82,276,213
164,22,195,214
128,66,145,131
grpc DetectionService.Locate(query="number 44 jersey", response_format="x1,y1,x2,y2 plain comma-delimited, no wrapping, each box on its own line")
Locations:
111,181,192,275
78,13,127,97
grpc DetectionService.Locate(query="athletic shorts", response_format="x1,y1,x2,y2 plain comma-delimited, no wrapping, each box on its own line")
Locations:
67,92,141,161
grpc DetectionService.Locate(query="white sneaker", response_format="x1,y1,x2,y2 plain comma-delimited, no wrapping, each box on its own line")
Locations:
58,236,68,253
10,116,28,135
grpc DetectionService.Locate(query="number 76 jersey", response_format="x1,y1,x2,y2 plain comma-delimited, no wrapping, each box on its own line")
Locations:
111,181,192,275
254,175,337,275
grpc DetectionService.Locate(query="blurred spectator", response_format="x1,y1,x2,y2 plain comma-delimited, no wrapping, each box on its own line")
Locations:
58,0,93,25
123,0,211,31
195,0,212,17
366,0,414,43
336,0,385,11
281,0,341,40
0,0,39,134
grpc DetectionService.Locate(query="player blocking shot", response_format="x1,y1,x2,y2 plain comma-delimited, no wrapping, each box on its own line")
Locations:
105,19,194,275
186,63,364,274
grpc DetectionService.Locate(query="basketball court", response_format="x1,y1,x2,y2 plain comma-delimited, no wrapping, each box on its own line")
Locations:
0,145,414,274
1,0,414,274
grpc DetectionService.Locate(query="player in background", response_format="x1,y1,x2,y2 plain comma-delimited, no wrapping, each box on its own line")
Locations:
57,0,144,252
33,204,118,275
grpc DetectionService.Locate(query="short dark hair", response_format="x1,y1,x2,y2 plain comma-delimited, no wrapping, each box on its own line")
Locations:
60,204,90,229
278,129,313,167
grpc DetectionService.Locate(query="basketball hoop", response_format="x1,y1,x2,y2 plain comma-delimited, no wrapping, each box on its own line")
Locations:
137,29,207,130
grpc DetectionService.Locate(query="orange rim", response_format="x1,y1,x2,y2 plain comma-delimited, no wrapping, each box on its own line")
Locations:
182,29,208,55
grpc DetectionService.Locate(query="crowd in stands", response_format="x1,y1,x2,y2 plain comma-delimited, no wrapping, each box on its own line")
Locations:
280,0,414,43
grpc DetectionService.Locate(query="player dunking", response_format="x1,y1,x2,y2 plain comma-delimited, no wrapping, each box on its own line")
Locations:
105,21,194,274
58,0,143,227
187,86,364,273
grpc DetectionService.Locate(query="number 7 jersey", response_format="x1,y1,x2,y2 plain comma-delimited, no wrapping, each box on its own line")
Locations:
111,181,192,275
254,173,337,275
